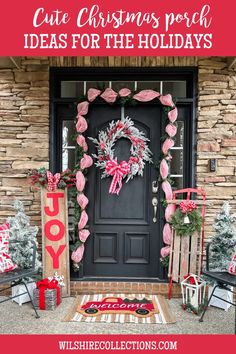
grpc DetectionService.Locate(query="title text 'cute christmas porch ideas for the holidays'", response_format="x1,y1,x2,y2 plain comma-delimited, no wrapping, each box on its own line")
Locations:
24,4,213,50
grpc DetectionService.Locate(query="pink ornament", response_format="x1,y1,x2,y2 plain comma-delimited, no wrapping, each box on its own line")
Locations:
101,88,118,103
159,94,174,107
162,180,173,200
160,159,169,180
162,138,174,155
76,171,86,192
76,116,88,133
87,88,101,102
160,246,170,258
165,124,177,138
78,210,88,230
163,223,172,245
165,204,176,222
77,101,89,116
168,107,178,123
119,88,131,97
80,154,93,170
76,134,88,152
79,229,90,242
133,90,160,102
71,244,84,263
77,193,89,209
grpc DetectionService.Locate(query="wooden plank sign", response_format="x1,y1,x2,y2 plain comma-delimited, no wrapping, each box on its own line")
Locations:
41,188,70,296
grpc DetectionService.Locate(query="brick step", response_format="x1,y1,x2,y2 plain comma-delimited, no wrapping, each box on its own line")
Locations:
70,281,181,298
0,282,182,298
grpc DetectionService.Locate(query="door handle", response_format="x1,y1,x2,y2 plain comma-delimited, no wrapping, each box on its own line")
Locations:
152,197,158,223
152,181,158,193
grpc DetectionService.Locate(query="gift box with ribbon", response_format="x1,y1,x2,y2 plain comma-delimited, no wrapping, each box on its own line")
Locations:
33,278,62,310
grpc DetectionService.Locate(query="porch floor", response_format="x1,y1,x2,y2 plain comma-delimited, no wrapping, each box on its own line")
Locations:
0,296,234,334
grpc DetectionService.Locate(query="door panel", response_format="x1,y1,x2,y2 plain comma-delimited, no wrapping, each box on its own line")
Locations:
83,103,162,278
124,232,150,264
93,232,118,263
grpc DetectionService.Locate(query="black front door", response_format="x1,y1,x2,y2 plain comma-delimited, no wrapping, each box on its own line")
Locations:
83,103,162,279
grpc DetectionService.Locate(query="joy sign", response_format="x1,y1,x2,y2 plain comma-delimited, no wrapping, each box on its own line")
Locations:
41,189,70,296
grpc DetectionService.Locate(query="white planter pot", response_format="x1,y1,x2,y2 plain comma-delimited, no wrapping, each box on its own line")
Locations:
208,284,233,311
12,282,36,306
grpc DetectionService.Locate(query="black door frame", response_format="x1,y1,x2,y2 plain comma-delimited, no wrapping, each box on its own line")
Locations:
50,67,197,282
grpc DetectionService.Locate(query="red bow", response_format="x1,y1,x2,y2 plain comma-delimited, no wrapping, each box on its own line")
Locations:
105,159,130,195
36,278,60,310
46,171,61,191
180,200,197,214
183,274,196,285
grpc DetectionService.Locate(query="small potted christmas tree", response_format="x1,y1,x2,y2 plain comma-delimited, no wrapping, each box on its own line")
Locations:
207,202,236,310
8,200,41,305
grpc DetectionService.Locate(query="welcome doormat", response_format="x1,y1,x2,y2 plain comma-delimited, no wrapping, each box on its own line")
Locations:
64,294,176,324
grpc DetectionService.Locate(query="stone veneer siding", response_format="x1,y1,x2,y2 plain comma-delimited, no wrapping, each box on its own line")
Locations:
0,56,236,247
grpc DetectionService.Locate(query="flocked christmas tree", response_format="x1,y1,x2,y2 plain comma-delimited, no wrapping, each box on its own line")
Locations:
209,202,236,271
7,200,41,270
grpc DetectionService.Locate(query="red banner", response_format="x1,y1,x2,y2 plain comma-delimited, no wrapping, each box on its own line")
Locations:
1,334,236,354
0,0,235,55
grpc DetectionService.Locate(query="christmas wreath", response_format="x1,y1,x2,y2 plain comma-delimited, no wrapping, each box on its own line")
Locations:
89,116,153,195
171,201,202,237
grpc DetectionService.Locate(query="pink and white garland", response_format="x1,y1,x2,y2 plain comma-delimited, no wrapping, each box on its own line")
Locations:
72,87,178,267
71,101,93,268
160,103,178,262
89,116,153,195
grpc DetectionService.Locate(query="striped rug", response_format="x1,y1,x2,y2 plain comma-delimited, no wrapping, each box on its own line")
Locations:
64,294,176,324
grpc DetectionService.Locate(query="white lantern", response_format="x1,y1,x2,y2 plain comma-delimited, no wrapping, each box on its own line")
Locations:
181,274,206,312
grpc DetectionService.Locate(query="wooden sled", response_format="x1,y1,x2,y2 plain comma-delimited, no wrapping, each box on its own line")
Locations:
167,188,206,299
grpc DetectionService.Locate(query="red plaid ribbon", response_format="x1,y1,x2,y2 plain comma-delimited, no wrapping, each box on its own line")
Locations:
46,171,61,191
180,200,197,214
105,159,130,195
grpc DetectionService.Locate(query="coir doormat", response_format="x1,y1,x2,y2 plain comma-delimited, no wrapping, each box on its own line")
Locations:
64,294,176,324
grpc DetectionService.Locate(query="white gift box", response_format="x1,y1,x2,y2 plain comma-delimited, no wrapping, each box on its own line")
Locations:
208,285,233,311
12,282,36,305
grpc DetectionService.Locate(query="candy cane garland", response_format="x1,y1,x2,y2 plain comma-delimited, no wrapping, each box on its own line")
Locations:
73,88,178,267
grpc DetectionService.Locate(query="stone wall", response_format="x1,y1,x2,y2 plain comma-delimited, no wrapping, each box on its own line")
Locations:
0,56,235,243
0,58,49,229
197,58,236,238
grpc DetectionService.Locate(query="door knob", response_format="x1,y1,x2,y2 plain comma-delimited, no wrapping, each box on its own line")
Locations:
152,197,158,223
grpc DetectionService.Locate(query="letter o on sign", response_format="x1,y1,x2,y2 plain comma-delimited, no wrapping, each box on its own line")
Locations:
44,219,65,241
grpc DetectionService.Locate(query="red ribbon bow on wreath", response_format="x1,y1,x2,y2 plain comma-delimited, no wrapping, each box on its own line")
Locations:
46,171,61,191
179,200,197,214
105,159,130,195
36,278,61,310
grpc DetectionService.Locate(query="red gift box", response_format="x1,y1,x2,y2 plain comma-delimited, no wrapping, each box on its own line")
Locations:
33,278,61,310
